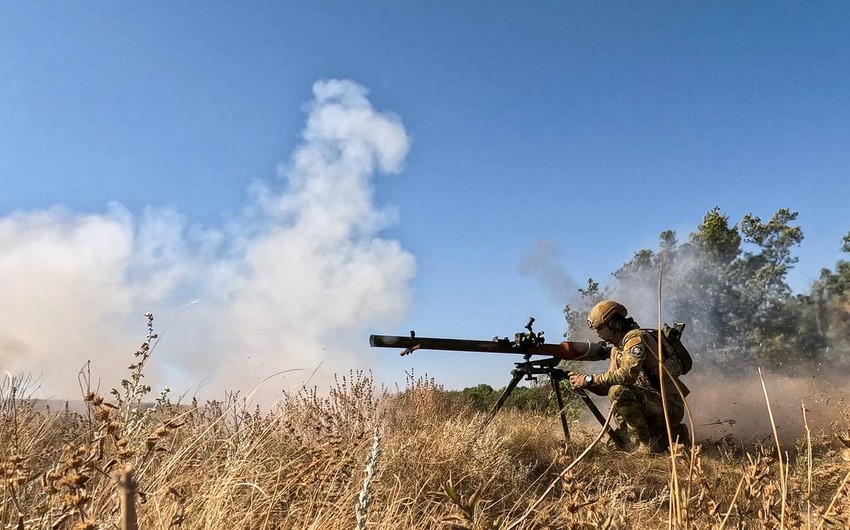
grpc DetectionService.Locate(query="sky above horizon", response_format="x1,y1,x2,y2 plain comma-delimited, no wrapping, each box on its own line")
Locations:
2,2,849,400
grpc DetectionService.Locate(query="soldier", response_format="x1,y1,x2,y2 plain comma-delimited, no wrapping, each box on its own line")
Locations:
568,300,690,452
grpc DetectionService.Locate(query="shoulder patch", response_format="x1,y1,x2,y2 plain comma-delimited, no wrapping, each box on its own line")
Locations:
624,336,642,350
628,344,646,359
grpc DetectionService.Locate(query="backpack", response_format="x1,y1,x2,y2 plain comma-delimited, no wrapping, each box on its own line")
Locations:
641,322,693,377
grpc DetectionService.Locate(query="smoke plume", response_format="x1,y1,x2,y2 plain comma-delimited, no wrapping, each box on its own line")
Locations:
518,238,579,306
0,79,415,402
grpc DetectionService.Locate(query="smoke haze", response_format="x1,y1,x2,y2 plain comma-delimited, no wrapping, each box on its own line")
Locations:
686,370,847,445
0,79,415,402
518,238,579,307
522,238,850,440
604,250,850,439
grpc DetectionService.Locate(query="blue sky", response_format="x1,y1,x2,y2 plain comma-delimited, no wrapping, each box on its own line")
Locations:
2,2,849,397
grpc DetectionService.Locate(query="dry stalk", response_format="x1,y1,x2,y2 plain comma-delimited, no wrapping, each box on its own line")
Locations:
815,468,850,530
759,367,787,529
656,258,682,528
678,378,698,527
652,357,698,527
803,402,813,530
717,473,747,530
116,465,138,530
504,399,617,530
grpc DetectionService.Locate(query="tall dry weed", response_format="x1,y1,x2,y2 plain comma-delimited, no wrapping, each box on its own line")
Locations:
2,317,850,529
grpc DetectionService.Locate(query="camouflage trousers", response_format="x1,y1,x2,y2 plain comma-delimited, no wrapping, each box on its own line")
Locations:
608,384,686,448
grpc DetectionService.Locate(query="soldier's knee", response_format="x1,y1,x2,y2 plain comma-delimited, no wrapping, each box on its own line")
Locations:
608,384,636,403
608,385,623,400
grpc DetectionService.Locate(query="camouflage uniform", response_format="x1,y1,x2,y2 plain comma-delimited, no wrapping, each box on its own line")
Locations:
589,329,689,448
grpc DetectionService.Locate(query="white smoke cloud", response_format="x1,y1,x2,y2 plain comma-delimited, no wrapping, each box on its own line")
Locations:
0,79,415,402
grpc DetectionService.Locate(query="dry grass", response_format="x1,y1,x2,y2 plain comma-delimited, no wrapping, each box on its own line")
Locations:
1,341,849,529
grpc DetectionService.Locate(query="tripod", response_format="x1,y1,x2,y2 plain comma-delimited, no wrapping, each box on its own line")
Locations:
485,356,625,448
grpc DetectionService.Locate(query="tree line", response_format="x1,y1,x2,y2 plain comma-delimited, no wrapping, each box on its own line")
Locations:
564,207,850,372
449,207,849,410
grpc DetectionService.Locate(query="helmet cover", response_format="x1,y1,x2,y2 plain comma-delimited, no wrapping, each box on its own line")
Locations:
586,300,628,329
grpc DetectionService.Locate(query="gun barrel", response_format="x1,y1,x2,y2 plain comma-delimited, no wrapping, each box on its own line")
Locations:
369,334,520,354
369,334,604,360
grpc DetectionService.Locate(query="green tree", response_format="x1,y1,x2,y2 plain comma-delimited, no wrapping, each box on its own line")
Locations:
563,277,600,340
732,209,805,364
810,230,850,354
814,230,850,298
677,207,744,353
690,206,742,264
454,380,579,417
602,207,807,369
613,249,656,284
458,384,497,412
738,209,804,320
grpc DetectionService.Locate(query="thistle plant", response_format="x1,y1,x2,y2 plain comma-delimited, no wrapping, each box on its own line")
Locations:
110,312,168,435
355,426,381,530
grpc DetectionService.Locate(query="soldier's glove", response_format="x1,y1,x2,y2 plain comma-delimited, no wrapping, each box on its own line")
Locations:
569,372,593,389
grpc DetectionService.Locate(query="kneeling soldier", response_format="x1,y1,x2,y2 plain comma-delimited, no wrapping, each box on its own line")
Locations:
569,300,690,452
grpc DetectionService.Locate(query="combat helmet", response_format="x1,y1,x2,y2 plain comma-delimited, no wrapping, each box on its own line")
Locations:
587,300,628,330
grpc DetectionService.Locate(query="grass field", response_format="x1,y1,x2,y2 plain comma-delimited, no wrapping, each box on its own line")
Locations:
1,357,848,530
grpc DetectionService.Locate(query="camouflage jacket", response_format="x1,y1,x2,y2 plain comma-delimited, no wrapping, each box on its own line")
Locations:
591,329,689,398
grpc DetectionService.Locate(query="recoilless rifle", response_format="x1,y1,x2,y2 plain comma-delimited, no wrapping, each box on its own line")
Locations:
369,318,626,447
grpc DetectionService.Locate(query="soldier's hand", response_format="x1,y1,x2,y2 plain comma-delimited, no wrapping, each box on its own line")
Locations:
569,372,589,389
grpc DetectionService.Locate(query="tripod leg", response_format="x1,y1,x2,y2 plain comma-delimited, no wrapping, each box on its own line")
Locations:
486,370,524,426
551,376,571,442
575,389,627,448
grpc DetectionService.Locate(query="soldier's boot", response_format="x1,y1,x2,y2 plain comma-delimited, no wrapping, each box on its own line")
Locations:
619,426,652,454
603,422,638,452
633,435,655,455
615,406,651,441
629,431,657,456
603,424,630,451
623,418,654,454
603,433,651,455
